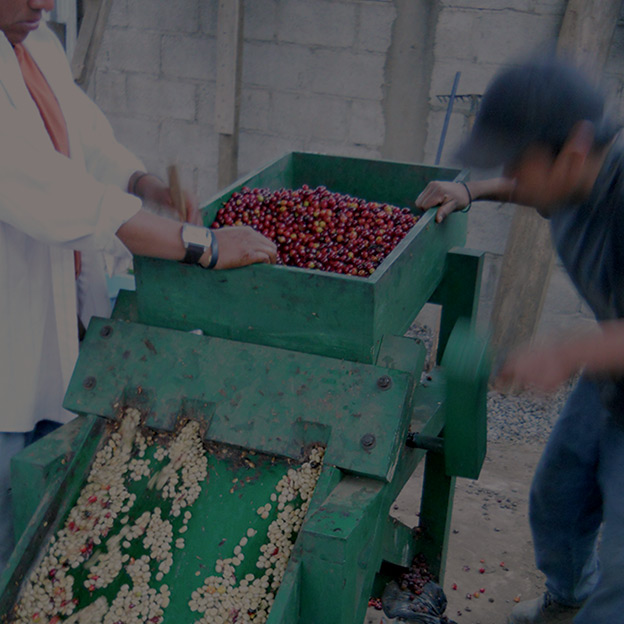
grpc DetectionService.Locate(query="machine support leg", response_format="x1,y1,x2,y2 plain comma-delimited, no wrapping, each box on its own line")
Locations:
418,450,455,582
430,248,484,364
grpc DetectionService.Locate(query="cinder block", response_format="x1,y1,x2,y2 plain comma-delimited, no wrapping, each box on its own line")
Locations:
356,2,396,53
105,113,160,169
244,0,279,41
240,88,271,132
435,8,561,66
160,119,218,170
237,131,301,177
93,70,128,115
347,99,385,147
196,82,217,127
242,41,312,91
531,0,566,15
197,165,220,205
127,75,196,121
107,0,129,28
439,0,532,10
268,92,348,141
98,28,160,73
277,0,357,48
200,0,218,36
309,49,385,100
162,34,216,82
127,0,200,33
304,140,380,160
470,11,561,64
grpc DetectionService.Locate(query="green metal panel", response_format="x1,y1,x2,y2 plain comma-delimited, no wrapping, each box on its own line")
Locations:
1,415,104,617
441,319,490,479
64,318,414,483
430,247,485,363
134,152,464,363
298,475,385,624
201,152,460,218
418,451,456,582
10,417,91,539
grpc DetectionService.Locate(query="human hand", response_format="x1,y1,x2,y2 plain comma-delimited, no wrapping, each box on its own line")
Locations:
201,225,277,269
415,181,470,223
131,172,202,225
493,342,579,394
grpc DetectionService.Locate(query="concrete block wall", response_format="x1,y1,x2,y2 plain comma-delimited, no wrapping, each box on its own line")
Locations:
93,0,396,202
90,0,624,336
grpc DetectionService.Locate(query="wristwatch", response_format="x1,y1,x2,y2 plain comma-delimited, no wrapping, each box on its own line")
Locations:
180,224,217,268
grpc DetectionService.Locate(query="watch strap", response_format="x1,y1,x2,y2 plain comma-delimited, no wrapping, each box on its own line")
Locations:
181,243,205,265
206,231,218,269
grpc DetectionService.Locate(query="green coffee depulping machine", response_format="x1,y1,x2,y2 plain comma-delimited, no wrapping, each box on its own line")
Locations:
1,153,489,624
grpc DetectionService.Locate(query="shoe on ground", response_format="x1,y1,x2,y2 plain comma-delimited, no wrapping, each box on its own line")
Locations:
507,592,581,624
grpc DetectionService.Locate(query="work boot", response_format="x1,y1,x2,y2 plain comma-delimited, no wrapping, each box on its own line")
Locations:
507,592,580,623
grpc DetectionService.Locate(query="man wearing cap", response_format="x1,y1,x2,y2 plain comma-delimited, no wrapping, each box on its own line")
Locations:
417,57,624,624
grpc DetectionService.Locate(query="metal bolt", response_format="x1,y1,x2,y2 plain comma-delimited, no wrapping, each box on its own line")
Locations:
377,375,392,390
83,376,97,390
361,433,376,450
99,325,113,338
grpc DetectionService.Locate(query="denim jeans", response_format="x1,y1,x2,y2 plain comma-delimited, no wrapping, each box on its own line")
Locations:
0,420,62,574
529,375,624,622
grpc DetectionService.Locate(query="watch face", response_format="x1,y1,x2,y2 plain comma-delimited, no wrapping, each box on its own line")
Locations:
182,224,211,248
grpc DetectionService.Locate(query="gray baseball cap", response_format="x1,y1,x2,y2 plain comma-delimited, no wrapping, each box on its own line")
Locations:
456,56,618,169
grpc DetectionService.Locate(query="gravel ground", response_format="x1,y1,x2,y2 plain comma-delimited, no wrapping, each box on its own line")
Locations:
486,381,575,444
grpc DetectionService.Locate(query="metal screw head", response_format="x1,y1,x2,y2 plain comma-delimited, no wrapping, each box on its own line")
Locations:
377,375,392,390
83,376,97,390
361,433,376,450
100,325,113,338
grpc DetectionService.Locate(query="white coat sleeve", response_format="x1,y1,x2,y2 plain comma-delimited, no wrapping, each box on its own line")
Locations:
0,127,142,255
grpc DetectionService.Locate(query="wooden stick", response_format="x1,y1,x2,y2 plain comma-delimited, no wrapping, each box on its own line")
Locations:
167,164,186,222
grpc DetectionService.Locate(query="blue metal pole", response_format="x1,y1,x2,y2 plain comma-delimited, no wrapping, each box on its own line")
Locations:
435,71,461,166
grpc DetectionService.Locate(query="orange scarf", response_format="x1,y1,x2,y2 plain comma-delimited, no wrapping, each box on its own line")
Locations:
13,43,80,276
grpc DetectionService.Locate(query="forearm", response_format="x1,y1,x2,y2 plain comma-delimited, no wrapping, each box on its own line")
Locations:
416,177,517,223
463,177,516,203
116,209,186,261
116,210,278,269
569,321,624,377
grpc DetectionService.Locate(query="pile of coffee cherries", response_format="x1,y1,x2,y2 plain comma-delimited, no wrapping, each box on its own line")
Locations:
211,185,418,276
11,409,325,624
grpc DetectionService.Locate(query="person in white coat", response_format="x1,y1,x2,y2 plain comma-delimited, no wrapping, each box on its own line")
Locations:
0,0,276,572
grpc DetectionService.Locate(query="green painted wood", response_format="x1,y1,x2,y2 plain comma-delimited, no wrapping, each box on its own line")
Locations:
298,475,385,624
430,247,485,363
418,451,455,583
374,334,426,376
0,415,104,620
134,152,465,363
110,288,138,321
379,515,421,570
266,560,302,623
10,417,91,539
63,318,414,482
441,319,490,480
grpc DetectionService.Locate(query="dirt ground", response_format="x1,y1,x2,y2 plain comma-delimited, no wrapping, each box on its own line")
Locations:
364,438,548,624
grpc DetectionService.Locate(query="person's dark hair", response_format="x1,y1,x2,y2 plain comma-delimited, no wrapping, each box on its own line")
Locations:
456,54,621,169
